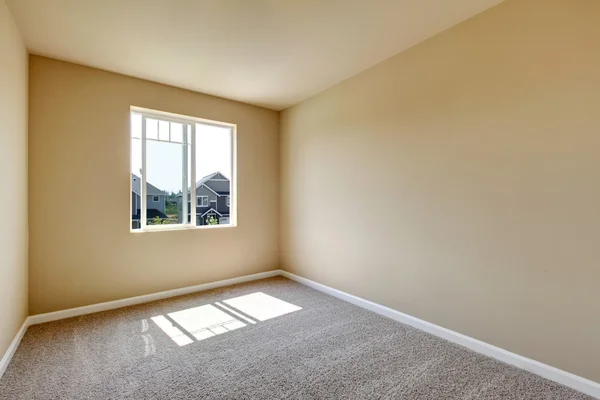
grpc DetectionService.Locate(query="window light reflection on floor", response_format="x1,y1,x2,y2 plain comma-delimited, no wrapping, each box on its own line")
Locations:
168,304,246,341
141,333,156,356
223,292,302,322
214,302,257,324
151,315,194,346
150,292,302,347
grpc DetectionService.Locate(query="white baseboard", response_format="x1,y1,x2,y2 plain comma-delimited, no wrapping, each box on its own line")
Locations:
280,270,600,399
4,268,598,398
28,270,280,325
0,318,30,380
1,270,280,378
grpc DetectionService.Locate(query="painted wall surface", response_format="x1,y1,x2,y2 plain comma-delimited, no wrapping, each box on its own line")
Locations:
281,0,600,382
29,56,279,314
0,1,28,358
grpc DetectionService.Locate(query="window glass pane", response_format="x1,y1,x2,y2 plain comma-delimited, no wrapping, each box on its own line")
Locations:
146,118,158,140
195,123,232,226
158,120,170,141
131,136,142,230
146,126,184,226
171,123,183,143
186,125,192,224
131,113,142,139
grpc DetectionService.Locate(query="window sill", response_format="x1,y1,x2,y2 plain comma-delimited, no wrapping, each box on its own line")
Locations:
131,224,236,233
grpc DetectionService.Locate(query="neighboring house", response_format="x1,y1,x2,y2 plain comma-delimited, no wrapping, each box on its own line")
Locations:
131,173,168,228
178,172,231,225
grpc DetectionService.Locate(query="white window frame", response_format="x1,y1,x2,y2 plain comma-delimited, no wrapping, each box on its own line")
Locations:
197,196,209,207
130,106,237,232
152,196,160,202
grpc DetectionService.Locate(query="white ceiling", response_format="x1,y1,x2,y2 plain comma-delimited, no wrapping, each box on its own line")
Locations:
7,0,503,110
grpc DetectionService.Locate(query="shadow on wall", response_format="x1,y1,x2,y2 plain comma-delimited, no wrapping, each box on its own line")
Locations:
141,292,302,352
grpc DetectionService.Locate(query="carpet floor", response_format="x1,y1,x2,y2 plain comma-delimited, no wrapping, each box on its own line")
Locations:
0,277,593,399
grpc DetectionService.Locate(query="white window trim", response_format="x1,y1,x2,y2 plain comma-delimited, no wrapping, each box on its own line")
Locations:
152,196,160,202
197,196,209,207
130,106,237,233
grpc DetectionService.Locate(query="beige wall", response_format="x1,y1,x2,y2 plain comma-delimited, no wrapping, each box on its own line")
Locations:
0,1,28,359
280,0,600,382
29,56,279,315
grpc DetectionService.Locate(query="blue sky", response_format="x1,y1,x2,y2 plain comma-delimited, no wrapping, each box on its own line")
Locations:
131,113,232,193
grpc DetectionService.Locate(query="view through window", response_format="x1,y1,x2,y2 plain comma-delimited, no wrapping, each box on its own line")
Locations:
130,108,234,231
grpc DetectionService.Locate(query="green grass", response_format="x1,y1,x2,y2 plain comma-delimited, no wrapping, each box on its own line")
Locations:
165,201,178,215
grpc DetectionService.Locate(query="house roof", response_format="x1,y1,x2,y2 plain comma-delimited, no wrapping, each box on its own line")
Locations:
178,171,230,197
132,174,166,196
200,208,223,217
204,179,229,195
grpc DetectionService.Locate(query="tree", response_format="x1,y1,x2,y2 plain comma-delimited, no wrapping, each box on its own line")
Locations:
165,201,178,216
206,215,219,225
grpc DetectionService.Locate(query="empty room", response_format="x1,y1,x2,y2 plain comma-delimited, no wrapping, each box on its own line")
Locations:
1,0,599,398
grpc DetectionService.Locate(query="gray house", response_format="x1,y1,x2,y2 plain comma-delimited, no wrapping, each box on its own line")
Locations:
131,174,168,228
178,172,231,225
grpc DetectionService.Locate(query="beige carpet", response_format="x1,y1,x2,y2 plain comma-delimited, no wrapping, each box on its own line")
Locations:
0,277,592,399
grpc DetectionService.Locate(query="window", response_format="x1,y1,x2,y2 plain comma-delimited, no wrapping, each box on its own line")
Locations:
197,196,209,207
130,107,235,231
227,196,230,207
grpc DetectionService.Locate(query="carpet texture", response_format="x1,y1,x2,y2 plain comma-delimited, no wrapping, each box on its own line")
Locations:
0,277,593,399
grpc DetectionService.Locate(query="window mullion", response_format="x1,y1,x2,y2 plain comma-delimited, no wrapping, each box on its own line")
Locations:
182,124,188,224
230,126,236,226
141,116,147,230
190,123,197,226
